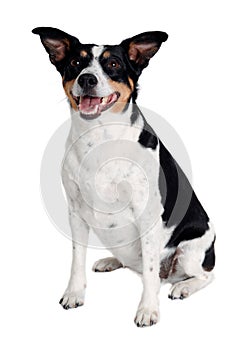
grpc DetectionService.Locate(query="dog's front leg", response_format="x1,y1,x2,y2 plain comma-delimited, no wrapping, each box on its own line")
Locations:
134,222,162,327
59,210,89,310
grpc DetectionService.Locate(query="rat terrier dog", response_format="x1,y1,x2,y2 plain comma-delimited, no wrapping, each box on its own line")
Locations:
33,27,215,327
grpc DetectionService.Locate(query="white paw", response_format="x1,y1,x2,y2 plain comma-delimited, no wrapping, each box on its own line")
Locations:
169,282,190,300
92,257,123,272
59,290,85,310
134,305,159,327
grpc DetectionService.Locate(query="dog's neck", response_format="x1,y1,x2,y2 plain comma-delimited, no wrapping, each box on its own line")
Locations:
66,101,144,149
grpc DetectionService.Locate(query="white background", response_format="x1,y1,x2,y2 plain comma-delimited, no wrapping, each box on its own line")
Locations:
1,0,232,348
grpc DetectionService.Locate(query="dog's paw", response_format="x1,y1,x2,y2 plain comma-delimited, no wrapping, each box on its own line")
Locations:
134,306,159,327
168,282,190,300
59,290,85,310
92,257,123,272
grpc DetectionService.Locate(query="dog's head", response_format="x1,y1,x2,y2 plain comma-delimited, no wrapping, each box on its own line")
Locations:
32,27,168,120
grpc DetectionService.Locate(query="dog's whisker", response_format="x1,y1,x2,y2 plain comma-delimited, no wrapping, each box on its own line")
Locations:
57,97,68,104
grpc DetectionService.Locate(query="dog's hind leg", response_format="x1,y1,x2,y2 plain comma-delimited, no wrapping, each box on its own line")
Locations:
168,272,214,300
168,225,216,300
92,257,123,272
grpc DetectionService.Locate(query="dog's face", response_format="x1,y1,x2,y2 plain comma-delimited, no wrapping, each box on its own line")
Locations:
33,27,168,120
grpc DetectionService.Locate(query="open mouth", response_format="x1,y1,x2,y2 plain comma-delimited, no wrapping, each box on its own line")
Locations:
73,92,120,119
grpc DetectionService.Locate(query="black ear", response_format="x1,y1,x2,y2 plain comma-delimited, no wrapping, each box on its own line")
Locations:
32,27,80,73
120,31,168,74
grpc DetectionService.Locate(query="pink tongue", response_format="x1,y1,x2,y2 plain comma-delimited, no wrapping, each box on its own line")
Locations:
80,96,102,110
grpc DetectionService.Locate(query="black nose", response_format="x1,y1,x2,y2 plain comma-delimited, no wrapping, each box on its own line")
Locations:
78,73,98,90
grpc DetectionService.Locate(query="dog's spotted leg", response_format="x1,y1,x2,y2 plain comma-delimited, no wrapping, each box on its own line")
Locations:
92,257,123,272
60,211,89,310
134,220,163,327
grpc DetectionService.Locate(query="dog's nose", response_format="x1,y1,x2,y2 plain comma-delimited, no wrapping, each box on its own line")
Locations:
78,74,98,90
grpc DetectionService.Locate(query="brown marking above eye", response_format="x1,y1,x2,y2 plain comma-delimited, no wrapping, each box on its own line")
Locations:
62,79,78,110
103,50,111,59
80,50,87,57
71,50,88,66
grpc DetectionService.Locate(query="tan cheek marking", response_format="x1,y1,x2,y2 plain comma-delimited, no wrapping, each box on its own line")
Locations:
80,50,87,57
128,77,134,91
108,79,134,113
63,79,78,111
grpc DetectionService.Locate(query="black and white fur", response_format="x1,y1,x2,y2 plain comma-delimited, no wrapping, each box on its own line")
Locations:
33,27,216,327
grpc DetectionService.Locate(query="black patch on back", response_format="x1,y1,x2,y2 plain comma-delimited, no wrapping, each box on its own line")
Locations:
202,237,216,271
136,110,210,247
159,142,209,247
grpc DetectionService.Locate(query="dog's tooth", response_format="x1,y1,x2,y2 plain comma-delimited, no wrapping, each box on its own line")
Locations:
102,96,108,104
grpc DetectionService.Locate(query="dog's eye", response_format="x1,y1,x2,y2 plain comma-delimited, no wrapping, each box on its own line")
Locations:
71,59,80,67
108,59,120,69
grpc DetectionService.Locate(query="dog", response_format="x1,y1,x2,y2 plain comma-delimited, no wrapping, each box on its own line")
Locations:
33,27,216,327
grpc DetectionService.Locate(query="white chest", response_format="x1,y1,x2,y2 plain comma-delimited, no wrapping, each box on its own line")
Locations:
62,113,163,260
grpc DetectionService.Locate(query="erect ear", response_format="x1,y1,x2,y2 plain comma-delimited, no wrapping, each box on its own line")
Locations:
120,31,168,74
32,27,80,73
